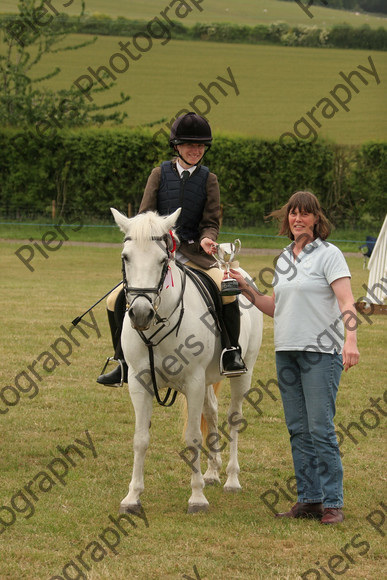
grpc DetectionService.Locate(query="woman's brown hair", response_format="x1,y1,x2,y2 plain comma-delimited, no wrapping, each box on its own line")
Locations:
267,191,331,241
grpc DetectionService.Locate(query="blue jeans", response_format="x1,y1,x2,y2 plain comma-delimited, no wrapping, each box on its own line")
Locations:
275,350,344,508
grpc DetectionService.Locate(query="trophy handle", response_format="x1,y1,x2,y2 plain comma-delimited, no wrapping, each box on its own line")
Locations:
234,239,241,253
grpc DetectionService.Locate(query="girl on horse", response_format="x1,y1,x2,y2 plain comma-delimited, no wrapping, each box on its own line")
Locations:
97,112,247,387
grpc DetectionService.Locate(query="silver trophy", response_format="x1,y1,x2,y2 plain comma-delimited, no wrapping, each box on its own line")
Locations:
214,239,242,296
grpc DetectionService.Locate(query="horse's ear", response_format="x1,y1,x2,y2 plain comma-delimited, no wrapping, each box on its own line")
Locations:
110,207,130,234
164,208,181,231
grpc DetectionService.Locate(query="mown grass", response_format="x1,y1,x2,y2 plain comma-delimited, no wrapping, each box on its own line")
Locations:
0,241,385,579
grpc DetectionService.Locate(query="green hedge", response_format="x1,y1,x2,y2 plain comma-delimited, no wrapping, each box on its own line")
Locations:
1,14,387,51
0,128,385,228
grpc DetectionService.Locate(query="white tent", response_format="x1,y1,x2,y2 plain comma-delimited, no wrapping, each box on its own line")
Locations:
365,214,387,306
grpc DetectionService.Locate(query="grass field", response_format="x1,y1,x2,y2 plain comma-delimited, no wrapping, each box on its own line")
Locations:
0,241,385,579
18,36,387,144
2,0,387,29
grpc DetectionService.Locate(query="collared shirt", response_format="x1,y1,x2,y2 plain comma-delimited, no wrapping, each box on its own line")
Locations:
176,160,196,177
273,238,351,353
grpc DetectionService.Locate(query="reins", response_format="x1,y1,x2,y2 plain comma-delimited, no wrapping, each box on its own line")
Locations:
122,232,184,407
135,265,187,407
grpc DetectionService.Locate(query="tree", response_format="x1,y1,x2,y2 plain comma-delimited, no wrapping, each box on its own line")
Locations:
358,0,387,14
0,0,130,132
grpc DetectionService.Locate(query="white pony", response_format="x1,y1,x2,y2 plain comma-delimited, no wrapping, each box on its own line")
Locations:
111,208,263,513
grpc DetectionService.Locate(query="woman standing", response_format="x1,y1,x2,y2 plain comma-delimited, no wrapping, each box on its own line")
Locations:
229,191,360,524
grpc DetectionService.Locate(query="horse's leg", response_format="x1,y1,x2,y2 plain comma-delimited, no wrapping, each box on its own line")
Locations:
184,384,209,513
224,374,251,492
119,387,153,514
202,383,222,485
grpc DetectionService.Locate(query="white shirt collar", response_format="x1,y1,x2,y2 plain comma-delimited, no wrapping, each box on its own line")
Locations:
284,237,321,252
176,160,196,177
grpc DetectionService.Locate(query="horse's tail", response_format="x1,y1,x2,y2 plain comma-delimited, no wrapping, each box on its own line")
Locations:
181,382,222,443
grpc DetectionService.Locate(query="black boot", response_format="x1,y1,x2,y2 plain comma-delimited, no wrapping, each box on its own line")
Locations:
96,308,128,387
96,356,128,387
220,301,247,377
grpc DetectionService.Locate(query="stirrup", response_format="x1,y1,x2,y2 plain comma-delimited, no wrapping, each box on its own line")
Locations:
98,357,124,388
220,347,248,377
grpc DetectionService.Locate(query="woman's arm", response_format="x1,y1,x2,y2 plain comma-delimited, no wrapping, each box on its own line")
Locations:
229,268,275,318
331,277,360,371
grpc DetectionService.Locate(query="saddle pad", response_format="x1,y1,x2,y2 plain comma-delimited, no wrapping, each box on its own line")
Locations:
179,263,223,324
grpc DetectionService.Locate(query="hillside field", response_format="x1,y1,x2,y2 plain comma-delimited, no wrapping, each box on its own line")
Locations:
1,0,386,144
25,36,387,144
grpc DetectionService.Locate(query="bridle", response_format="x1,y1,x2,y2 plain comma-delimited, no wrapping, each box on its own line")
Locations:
121,231,183,407
122,233,174,314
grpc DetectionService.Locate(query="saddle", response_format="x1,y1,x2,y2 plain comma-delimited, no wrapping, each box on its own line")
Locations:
177,262,223,335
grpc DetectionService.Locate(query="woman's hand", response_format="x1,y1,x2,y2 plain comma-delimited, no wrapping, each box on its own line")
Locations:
342,341,360,372
228,268,276,317
331,277,360,372
200,237,217,255
228,268,248,291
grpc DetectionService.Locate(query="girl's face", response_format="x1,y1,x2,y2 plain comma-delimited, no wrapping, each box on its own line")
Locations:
288,207,319,242
177,143,205,166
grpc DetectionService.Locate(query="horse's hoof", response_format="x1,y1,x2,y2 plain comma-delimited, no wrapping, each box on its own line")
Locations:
119,502,142,514
187,503,209,514
204,477,221,486
224,485,242,493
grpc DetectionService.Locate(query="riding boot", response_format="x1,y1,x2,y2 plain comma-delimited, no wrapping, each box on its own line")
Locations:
96,309,128,387
220,301,247,377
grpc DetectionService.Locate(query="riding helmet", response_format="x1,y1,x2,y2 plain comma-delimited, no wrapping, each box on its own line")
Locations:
169,112,212,147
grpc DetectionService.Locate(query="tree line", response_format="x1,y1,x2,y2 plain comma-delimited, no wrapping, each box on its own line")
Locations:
279,0,387,15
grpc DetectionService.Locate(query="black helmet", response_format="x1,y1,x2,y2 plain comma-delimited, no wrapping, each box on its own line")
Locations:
170,112,212,147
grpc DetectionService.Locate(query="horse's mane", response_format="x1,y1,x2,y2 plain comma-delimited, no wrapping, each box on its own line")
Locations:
128,211,179,245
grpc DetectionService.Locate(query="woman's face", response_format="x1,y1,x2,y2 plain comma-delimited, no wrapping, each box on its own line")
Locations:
288,207,318,242
177,143,205,166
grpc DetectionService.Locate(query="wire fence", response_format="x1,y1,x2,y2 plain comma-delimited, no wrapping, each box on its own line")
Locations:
0,207,377,248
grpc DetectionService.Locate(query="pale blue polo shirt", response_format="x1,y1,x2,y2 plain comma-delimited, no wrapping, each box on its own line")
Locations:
273,238,351,354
